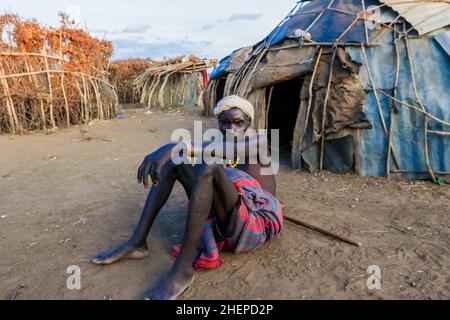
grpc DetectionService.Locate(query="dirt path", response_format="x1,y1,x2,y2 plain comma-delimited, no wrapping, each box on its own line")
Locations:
0,106,449,300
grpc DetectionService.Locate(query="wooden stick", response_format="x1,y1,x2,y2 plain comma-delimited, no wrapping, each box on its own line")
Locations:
0,51,67,61
0,69,115,89
59,29,70,127
158,70,178,108
42,40,56,129
88,77,103,120
404,32,436,181
240,48,268,95
361,0,370,45
320,47,337,171
265,85,274,129
171,74,179,106
305,0,336,33
284,215,362,247
74,78,85,123
428,130,450,136
10,284,25,300
24,56,47,130
361,44,401,168
336,15,360,42
387,27,401,178
376,89,450,126
0,68,15,133
301,47,323,153
148,74,162,108
81,75,90,123
180,74,188,106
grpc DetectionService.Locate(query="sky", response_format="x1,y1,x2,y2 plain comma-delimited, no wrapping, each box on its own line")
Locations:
1,0,296,60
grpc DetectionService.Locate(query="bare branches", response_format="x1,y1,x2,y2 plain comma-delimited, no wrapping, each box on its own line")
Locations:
0,14,117,133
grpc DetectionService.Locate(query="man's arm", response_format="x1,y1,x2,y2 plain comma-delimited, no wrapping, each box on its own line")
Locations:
184,134,268,162
138,134,269,188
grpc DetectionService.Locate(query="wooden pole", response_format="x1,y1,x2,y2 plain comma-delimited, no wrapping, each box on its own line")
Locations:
81,75,90,123
404,33,436,182
361,0,370,45
320,47,337,171
0,68,17,133
59,28,70,127
88,77,103,120
300,47,323,155
265,85,274,129
361,44,401,168
0,69,115,89
376,89,450,127
24,56,47,130
74,78,85,123
387,27,401,179
42,38,56,129
284,215,362,247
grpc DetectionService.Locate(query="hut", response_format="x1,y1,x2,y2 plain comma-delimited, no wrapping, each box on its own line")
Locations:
134,55,216,109
204,0,450,182
109,58,155,104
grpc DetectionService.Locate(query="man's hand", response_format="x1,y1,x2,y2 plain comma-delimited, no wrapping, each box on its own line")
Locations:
137,143,175,188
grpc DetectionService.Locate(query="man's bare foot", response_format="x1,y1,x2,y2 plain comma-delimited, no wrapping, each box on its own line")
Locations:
92,241,149,265
143,270,195,300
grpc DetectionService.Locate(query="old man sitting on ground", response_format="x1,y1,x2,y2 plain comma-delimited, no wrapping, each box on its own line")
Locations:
92,95,283,300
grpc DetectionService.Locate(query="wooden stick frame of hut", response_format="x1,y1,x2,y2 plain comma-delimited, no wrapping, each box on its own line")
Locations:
133,56,216,109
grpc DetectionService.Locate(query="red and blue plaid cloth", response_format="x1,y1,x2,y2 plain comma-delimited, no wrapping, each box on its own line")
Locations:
172,167,283,270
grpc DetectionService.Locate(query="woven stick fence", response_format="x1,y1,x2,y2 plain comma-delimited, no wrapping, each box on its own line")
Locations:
109,58,155,104
0,14,118,134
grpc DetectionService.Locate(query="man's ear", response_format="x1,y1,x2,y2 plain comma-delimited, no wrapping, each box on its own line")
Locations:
244,113,252,129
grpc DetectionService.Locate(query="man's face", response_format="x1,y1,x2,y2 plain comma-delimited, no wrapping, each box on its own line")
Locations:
218,108,251,138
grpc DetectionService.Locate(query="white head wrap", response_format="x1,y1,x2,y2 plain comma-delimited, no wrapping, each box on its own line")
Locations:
213,95,254,122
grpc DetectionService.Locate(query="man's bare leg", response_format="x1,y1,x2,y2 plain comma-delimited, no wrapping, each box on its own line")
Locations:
144,163,239,300
92,162,195,265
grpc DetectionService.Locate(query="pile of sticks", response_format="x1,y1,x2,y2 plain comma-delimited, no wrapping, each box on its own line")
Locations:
0,13,118,134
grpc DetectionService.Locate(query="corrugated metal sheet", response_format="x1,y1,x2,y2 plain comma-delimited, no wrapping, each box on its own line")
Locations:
380,0,450,35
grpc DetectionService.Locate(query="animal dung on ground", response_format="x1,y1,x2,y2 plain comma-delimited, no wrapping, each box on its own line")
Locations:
45,154,57,160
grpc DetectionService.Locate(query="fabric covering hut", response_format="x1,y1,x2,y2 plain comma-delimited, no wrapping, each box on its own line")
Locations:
134,55,215,109
204,0,450,182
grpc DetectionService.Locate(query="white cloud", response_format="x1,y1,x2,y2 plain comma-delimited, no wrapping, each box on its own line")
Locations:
226,13,262,22
1,0,296,60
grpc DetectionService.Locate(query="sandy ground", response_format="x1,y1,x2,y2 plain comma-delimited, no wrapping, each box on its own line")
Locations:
0,105,449,300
